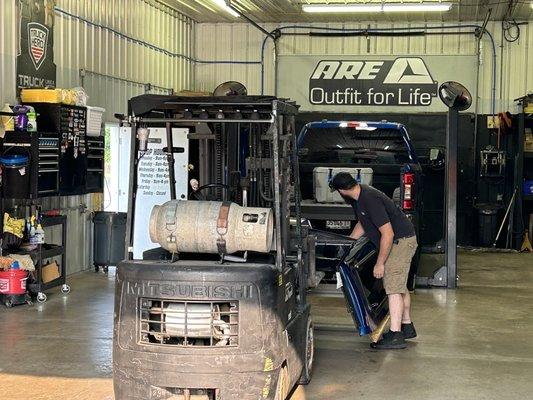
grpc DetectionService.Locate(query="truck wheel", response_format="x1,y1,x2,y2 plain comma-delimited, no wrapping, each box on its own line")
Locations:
299,318,314,385
274,365,289,400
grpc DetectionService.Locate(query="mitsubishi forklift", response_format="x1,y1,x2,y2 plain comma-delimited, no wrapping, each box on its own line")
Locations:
113,95,314,400
113,95,389,400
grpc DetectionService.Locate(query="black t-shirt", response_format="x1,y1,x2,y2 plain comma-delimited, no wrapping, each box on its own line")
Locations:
350,185,415,247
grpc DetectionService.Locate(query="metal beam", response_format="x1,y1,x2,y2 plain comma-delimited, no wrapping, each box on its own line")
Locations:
445,109,459,289
226,1,276,39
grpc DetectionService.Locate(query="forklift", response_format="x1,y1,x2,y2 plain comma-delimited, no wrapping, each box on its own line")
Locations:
113,95,389,400
113,95,314,400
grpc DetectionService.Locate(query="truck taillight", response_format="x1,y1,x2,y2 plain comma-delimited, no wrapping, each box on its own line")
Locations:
402,172,415,210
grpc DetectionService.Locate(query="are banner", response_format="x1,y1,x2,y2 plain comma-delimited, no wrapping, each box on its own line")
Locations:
278,55,477,112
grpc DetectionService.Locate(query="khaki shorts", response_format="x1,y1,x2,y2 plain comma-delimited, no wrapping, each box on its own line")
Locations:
383,236,418,294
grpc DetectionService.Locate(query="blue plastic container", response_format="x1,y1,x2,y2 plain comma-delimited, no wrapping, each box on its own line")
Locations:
0,154,29,166
0,154,30,198
524,181,533,196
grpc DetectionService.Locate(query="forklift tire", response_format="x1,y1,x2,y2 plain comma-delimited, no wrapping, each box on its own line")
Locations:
274,364,290,400
299,318,314,385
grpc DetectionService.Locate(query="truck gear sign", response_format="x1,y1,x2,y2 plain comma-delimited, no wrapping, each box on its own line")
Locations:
309,57,438,106
16,0,56,92
28,22,48,70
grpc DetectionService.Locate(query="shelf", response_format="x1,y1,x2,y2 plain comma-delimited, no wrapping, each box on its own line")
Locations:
41,215,67,227
28,276,64,293
15,244,64,259
41,246,65,259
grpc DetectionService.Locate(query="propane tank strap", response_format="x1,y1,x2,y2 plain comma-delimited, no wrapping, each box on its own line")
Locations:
216,202,231,255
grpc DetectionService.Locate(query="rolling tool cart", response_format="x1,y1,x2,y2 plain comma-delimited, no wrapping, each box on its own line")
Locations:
13,215,70,303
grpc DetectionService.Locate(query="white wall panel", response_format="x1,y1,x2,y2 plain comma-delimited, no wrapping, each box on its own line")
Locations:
195,21,532,114
0,0,17,107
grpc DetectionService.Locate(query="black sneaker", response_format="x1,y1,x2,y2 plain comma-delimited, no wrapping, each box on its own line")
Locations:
402,322,417,339
370,330,407,350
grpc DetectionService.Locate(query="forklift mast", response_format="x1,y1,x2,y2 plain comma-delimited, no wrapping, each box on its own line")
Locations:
120,95,303,275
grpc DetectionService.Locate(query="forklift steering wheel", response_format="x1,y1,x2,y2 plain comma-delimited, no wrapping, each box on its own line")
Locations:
189,183,230,201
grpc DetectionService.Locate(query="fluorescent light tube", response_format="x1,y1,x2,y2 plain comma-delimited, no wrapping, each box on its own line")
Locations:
303,4,381,13
384,3,452,12
213,0,240,17
302,3,452,13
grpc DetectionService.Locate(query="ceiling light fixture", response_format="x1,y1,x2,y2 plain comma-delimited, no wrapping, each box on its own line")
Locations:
302,3,452,13
213,0,240,17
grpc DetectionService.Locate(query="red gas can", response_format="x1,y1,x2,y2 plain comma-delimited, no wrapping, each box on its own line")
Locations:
0,269,28,295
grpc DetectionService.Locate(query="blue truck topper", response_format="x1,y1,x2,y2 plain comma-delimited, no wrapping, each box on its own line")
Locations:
298,120,418,163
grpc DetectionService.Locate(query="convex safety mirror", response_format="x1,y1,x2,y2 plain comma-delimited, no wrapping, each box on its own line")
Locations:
438,81,472,111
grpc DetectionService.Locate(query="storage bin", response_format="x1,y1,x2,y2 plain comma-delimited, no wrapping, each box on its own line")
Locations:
523,180,533,196
0,269,28,295
0,154,30,198
86,106,106,136
20,88,63,104
313,167,373,203
476,204,501,247
93,212,127,267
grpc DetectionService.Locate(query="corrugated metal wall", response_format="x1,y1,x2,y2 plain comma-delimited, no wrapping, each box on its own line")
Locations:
55,0,195,121
1,0,195,274
39,194,100,275
1,0,195,120
195,22,533,114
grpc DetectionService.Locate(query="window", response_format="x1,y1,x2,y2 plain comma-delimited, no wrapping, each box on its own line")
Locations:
300,127,411,165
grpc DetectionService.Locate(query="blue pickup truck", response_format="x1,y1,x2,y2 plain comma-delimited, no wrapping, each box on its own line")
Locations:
297,120,423,289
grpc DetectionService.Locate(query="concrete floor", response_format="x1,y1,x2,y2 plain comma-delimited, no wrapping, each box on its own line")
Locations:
1,251,532,400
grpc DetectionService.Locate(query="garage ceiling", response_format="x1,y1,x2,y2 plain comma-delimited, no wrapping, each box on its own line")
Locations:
163,0,533,23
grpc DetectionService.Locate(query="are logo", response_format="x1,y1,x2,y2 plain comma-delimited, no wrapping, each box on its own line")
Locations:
28,22,49,70
309,57,438,106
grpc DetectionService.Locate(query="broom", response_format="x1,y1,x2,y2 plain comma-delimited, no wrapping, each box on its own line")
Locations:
369,313,390,343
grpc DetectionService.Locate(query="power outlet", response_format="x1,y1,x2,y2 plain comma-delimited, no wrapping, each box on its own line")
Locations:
487,115,499,129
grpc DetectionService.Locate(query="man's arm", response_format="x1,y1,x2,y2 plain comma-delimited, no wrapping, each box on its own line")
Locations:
373,222,394,279
349,222,365,240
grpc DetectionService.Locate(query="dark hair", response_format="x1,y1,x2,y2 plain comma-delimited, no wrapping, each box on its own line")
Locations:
329,172,358,192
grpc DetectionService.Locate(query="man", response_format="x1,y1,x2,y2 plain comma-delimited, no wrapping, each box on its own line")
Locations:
329,172,418,350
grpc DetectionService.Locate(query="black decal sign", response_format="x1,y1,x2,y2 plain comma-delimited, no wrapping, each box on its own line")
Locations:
17,0,57,92
309,57,438,106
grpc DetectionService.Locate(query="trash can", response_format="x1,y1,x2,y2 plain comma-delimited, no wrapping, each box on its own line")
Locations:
0,154,30,199
476,204,501,247
93,212,127,273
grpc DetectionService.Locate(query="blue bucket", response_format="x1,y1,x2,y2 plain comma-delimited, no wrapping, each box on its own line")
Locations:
0,154,30,198
0,154,29,167
523,181,533,196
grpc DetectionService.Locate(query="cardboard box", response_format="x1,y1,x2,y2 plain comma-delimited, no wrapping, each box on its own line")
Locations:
42,261,61,283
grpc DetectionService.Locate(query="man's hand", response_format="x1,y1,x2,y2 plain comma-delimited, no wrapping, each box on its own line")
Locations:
373,263,385,279
349,222,365,240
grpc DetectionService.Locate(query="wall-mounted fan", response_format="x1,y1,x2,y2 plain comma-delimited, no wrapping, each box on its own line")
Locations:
213,81,247,97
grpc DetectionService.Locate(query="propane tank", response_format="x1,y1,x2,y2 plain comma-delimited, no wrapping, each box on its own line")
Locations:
149,200,273,254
